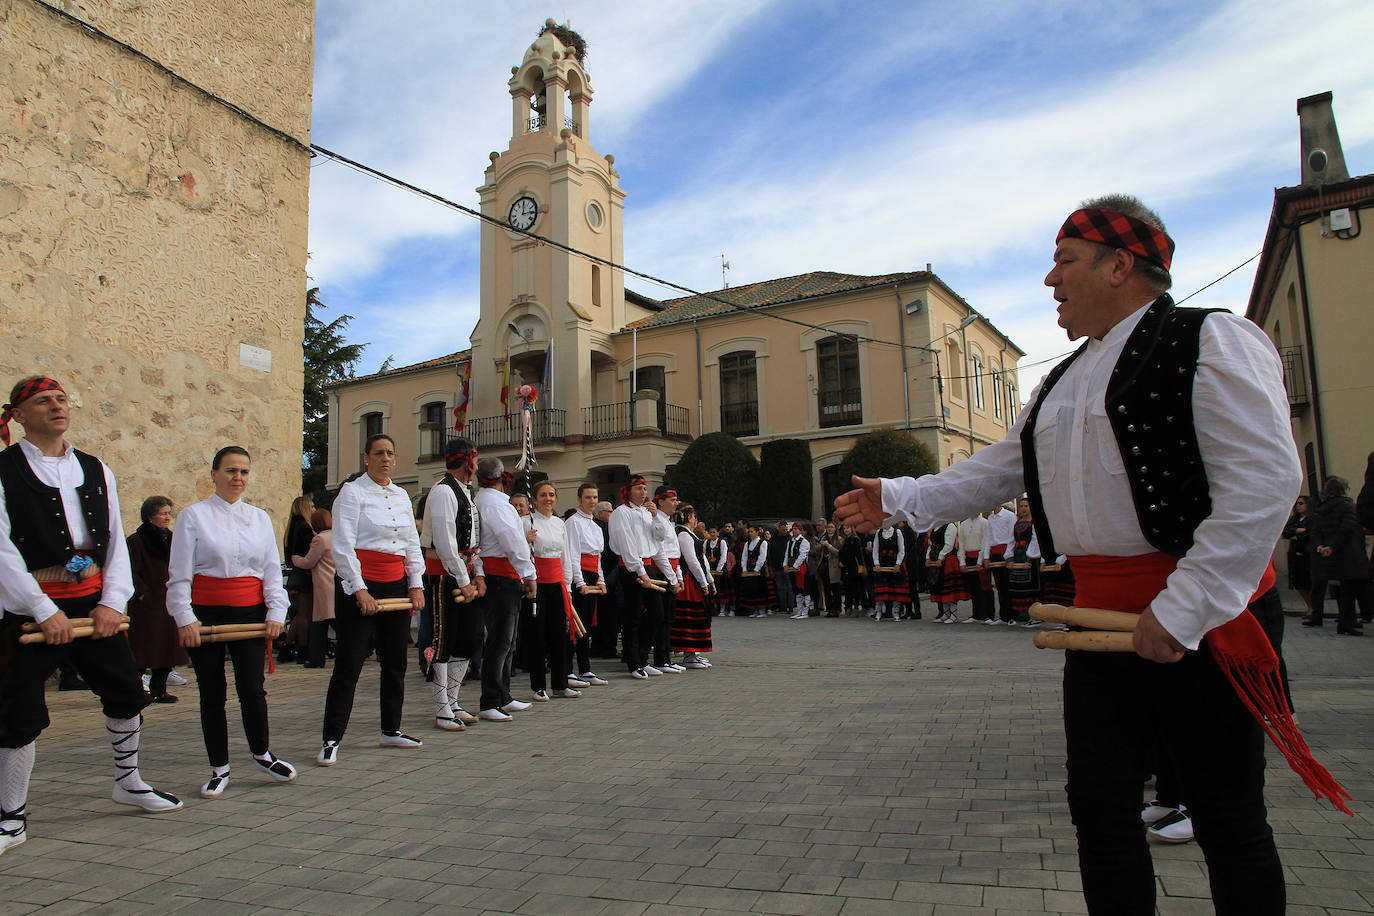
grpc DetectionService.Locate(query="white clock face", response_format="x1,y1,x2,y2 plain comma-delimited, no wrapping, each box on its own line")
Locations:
508,196,538,231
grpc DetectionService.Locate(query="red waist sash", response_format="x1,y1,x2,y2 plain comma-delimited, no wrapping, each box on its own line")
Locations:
191,574,265,607
1071,551,1347,814
424,557,446,576
580,553,599,574
39,570,104,600
669,557,680,572
356,548,404,582
533,556,577,642
482,555,521,580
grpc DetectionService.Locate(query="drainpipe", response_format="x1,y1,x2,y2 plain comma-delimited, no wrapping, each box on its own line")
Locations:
693,319,704,437
960,313,975,456
1292,224,1328,480
892,284,911,432
631,327,638,396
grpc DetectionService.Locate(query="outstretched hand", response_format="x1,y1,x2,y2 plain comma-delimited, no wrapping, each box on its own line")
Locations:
832,476,886,533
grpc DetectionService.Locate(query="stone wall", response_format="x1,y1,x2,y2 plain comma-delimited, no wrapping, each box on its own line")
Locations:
0,0,314,533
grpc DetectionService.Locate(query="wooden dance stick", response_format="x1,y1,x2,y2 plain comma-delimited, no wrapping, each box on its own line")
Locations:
374,597,418,612
985,561,1006,569
739,571,761,578
1032,630,1134,652
642,579,668,593
447,590,470,602
579,584,606,595
18,622,129,644
570,608,588,639
1027,602,1141,632
1007,562,1032,570
1040,563,1062,573
874,565,902,573
21,617,107,632
199,623,268,644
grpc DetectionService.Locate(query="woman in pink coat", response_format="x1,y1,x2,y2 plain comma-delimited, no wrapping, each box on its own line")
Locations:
291,509,335,668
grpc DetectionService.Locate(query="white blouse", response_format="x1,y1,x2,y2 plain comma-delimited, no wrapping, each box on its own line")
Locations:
166,495,290,626
330,475,423,596
528,511,574,590
564,510,603,588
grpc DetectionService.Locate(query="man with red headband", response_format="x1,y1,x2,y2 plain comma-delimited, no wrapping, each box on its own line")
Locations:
608,475,675,678
835,195,1327,915
419,437,483,731
472,456,536,721
1,376,182,857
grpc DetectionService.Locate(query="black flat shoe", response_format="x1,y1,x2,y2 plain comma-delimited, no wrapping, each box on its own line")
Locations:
1301,618,1322,627
1338,628,1363,637
148,692,178,704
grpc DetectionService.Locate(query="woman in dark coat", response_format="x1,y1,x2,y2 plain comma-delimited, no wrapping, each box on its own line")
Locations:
280,495,315,663
1308,476,1374,635
1283,496,1313,620
126,495,188,702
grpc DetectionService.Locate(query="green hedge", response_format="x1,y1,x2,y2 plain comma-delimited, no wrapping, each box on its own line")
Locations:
665,432,760,526
757,438,812,518
837,429,937,484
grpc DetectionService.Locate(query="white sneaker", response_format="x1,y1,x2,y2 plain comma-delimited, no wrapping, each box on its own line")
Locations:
531,690,551,702
200,771,230,798
502,699,533,712
643,666,663,676
379,732,423,748
556,688,581,698
165,671,188,687
579,672,608,686
962,617,980,623
1024,619,1042,628
316,741,339,766
789,612,804,619
1140,800,1177,826
253,753,298,782
1148,808,1194,844
453,708,479,725
479,707,513,722
566,677,590,689
112,785,183,813
434,716,466,731
685,659,710,669
986,618,1003,625
661,663,683,673
0,817,26,857
630,668,649,679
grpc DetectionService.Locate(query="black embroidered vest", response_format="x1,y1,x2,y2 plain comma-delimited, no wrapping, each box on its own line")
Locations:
0,444,111,570
1021,295,1220,559
437,474,479,553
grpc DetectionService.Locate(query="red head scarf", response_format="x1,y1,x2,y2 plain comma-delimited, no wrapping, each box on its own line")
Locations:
1,377,64,446
1057,208,1175,272
620,475,646,506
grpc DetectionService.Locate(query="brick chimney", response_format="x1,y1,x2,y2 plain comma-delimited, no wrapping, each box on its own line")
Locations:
1297,91,1348,186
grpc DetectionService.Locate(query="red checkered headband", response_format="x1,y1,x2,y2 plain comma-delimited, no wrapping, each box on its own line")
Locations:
1057,209,1175,272
1,377,64,446
620,475,646,506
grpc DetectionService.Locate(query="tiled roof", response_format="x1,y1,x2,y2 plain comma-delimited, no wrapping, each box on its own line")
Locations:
622,270,933,330
325,349,470,389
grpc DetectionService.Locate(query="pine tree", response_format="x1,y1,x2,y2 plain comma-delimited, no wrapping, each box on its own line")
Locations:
302,287,366,497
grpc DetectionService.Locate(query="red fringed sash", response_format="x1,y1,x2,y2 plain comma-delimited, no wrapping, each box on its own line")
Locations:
533,556,577,643
1072,552,1351,815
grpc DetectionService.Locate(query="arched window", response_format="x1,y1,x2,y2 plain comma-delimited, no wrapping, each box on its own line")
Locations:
817,336,862,428
990,369,1004,420
361,412,383,470
970,354,985,411
719,351,758,437
944,339,964,401
419,401,445,462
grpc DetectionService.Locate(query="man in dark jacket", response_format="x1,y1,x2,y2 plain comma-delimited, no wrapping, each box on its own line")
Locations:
1309,475,1373,634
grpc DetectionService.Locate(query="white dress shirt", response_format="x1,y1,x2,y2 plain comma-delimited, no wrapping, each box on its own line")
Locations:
958,516,988,554
564,510,604,588
330,475,424,596
420,477,475,586
676,529,710,589
652,511,683,584
528,510,574,590
742,537,768,573
705,538,729,574
473,485,535,579
785,534,810,569
881,303,1301,649
0,439,133,622
871,529,906,566
166,495,290,626
608,502,675,581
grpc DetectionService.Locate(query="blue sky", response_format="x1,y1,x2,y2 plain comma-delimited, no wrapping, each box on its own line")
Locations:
308,0,1374,391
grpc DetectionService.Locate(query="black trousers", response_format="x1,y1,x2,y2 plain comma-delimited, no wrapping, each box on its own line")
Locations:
522,582,570,692
1,597,148,747
619,573,663,671
570,570,599,675
322,575,409,742
478,575,521,710
186,604,270,767
653,586,676,667
1063,643,1283,915
991,562,1013,622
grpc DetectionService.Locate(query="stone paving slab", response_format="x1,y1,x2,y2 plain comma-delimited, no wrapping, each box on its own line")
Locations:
1,595,1370,914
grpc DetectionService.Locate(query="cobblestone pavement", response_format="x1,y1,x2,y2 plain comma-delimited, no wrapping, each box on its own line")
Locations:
3,596,1371,915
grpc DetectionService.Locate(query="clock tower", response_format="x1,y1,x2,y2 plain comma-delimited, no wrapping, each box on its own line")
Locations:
468,20,626,437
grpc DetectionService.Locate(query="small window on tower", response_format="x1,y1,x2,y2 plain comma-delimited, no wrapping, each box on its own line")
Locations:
591,264,602,307
586,200,604,231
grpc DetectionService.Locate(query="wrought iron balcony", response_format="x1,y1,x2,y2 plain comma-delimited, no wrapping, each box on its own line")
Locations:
818,386,864,428
1277,346,1309,415
582,401,691,441
721,401,759,438
461,409,566,450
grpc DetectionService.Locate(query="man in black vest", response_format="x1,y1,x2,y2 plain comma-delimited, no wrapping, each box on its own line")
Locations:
835,195,1306,915
1,376,183,857
419,438,482,731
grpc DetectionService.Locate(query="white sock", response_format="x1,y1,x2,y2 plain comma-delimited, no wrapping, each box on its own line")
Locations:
446,659,468,711
0,742,35,822
107,716,152,792
430,663,453,719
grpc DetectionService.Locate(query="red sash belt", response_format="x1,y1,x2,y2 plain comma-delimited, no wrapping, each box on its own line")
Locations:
579,553,600,574
482,555,521,580
793,562,807,591
191,574,265,607
669,557,680,572
533,556,577,642
39,570,104,600
424,556,446,576
356,548,404,582
619,556,655,569
1071,552,1348,814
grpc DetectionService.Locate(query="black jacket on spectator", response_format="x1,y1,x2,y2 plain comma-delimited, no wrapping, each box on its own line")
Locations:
1310,494,1369,582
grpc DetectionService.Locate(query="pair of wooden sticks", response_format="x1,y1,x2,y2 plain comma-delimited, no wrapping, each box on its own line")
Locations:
18,617,129,645
1028,602,1137,651
18,619,267,645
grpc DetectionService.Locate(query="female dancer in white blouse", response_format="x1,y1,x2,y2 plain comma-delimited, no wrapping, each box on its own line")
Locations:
319,434,425,766
168,446,296,798
524,481,578,700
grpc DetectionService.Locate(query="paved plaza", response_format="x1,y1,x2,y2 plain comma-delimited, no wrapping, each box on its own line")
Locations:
3,599,1371,915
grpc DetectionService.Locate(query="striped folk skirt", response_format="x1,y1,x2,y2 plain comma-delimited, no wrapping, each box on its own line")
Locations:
670,575,713,652
929,553,970,603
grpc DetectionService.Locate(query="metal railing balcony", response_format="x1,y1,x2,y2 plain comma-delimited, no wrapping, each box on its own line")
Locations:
1277,346,1309,414
818,386,864,428
460,409,566,450
582,401,692,441
721,401,759,438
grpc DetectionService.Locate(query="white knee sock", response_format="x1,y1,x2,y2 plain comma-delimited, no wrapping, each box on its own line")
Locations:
430,664,453,719
446,659,469,711
0,742,35,820
107,716,152,792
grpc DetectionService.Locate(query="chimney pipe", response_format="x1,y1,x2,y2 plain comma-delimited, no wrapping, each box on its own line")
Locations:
1297,91,1348,186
